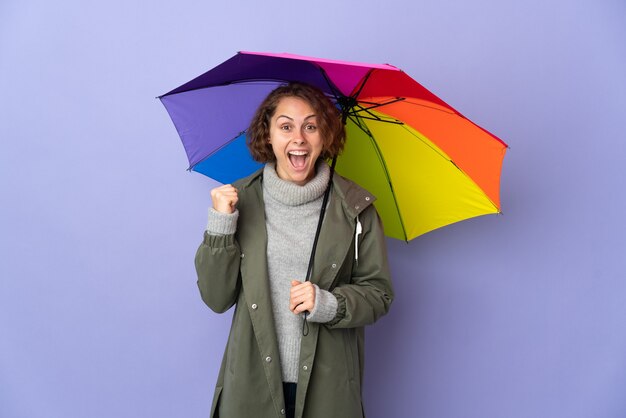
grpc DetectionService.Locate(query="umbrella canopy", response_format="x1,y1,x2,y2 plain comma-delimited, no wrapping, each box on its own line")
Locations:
159,51,507,241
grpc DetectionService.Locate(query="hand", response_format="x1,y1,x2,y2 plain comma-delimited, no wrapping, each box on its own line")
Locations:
290,280,316,315
210,184,238,214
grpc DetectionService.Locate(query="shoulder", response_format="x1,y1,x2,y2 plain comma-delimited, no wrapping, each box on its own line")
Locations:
232,166,263,190
332,172,377,218
231,167,264,203
228,167,266,227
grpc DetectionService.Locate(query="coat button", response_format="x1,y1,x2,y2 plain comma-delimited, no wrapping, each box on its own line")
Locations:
265,356,272,363
240,253,245,258
251,304,258,310
355,205,360,210
280,409,286,415
331,263,337,269
365,196,370,201
302,365,308,371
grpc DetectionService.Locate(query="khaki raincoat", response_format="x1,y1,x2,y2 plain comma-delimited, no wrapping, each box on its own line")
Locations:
195,168,394,418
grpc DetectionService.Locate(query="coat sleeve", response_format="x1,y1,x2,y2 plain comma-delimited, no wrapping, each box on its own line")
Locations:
194,231,242,313
326,205,394,329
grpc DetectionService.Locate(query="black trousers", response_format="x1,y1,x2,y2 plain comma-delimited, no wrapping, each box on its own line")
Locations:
283,382,297,418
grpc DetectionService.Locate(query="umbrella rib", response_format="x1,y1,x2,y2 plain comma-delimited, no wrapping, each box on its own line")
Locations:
397,124,500,212
318,68,346,103
357,97,406,112
351,69,375,99
397,124,453,162
348,112,370,133
401,98,458,115
188,131,247,171
349,113,404,125
348,98,408,125
350,106,404,125
347,115,409,241
163,77,345,98
352,104,388,121
160,79,287,98
402,99,508,147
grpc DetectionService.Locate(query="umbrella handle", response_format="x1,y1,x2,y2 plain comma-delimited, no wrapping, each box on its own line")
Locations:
302,156,337,336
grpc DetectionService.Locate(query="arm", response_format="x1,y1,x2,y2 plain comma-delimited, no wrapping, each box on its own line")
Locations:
195,184,242,313
326,206,394,329
195,230,242,313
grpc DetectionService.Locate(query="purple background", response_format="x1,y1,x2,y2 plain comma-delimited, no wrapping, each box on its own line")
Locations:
1,1,625,417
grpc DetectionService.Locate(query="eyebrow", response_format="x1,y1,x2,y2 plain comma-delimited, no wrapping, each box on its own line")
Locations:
276,114,317,121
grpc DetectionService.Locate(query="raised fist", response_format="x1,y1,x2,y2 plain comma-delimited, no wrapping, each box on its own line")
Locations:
210,184,239,214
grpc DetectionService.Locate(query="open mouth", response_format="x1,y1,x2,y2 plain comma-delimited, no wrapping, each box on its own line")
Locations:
288,150,309,169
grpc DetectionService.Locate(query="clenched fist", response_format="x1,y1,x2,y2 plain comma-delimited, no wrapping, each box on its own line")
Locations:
211,184,239,214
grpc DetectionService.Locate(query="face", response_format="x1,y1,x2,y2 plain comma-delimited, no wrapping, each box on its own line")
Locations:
268,96,324,186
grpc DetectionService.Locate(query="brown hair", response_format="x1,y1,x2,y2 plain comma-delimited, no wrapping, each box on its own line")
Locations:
247,82,345,162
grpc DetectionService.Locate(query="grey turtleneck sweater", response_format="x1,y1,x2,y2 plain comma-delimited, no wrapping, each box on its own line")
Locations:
205,161,338,383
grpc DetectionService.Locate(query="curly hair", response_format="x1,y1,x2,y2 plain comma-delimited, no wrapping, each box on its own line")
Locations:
247,82,345,162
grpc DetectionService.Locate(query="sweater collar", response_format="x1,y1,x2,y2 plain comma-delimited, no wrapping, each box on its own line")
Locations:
263,160,330,206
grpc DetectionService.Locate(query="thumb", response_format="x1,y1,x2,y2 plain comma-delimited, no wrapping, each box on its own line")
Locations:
291,280,301,287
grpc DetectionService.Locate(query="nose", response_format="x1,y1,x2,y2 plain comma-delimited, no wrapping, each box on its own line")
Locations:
292,127,307,144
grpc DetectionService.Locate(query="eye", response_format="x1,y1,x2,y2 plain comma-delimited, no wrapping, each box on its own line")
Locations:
305,124,317,132
280,124,292,131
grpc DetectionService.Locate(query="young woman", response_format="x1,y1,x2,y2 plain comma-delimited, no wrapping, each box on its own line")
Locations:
195,82,393,418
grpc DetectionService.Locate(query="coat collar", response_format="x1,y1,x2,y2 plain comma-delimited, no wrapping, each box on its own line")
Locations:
235,163,376,292
236,163,377,216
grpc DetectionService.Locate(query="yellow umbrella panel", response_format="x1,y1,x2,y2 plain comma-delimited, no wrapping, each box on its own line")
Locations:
336,110,502,241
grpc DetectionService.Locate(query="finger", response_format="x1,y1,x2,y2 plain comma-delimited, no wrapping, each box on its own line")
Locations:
289,294,305,311
214,189,238,195
213,200,237,214
211,186,238,198
291,291,315,307
290,280,312,292
212,191,238,200
290,283,315,299
289,294,310,312
293,299,314,314
289,289,316,312
211,184,237,194
215,194,238,204
217,184,237,191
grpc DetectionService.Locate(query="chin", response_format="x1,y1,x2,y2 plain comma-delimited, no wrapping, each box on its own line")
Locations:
292,175,310,185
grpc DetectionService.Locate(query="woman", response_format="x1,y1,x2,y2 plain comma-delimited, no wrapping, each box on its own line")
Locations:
195,82,393,418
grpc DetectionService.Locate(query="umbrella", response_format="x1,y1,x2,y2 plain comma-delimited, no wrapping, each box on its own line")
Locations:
159,51,507,241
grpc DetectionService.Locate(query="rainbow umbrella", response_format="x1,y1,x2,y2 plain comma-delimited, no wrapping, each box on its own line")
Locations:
159,51,507,241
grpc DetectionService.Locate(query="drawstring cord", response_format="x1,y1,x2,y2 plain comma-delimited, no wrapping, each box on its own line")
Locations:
354,215,362,267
